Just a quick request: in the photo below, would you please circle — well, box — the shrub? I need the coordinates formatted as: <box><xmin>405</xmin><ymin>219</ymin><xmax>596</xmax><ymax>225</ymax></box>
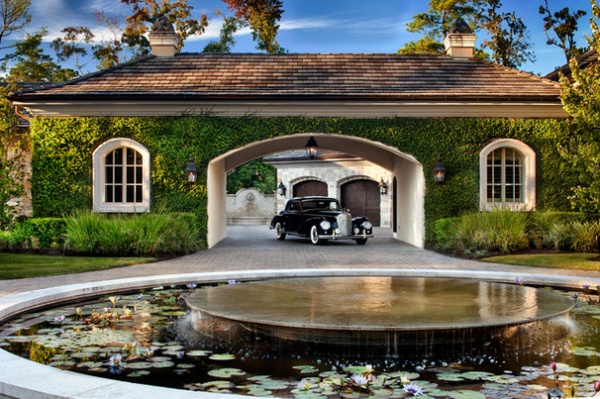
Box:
<box><xmin>64</xmin><ymin>212</ymin><xmax>204</xmax><ymax>256</ymax></box>
<box><xmin>436</xmin><ymin>208</ymin><xmax>529</xmax><ymax>255</ymax></box>
<box><xmin>0</xmin><ymin>231</ymin><xmax>22</xmax><ymax>250</ymax></box>
<box><xmin>571</xmin><ymin>221</ymin><xmax>600</xmax><ymax>253</ymax></box>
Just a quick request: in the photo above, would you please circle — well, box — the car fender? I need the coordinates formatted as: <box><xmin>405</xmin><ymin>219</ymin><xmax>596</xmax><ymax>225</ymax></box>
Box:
<box><xmin>297</xmin><ymin>217</ymin><xmax>327</xmax><ymax>236</ymax></box>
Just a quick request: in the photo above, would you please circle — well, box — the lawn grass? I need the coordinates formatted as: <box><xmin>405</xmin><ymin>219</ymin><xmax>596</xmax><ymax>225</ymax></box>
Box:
<box><xmin>0</xmin><ymin>253</ymin><xmax>156</xmax><ymax>280</ymax></box>
<box><xmin>482</xmin><ymin>253</ymin><xmax>600</xmax><ymax>271</ymax></box>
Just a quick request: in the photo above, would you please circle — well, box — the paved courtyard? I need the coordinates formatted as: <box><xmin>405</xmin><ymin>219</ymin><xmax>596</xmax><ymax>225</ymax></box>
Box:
<box><xmin>1</xmin><ymin>225</ymin><xmax>599</xmax><ymax>297</ymax></box>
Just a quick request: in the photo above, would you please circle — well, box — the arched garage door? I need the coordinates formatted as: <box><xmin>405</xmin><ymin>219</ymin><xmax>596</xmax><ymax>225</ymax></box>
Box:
<box><xmin>293</xmin><ymin>180</ymin><xmax>328</xmax><ymax>197</ymax></box>
<box><xmin>341</xmin><ymin>179</ymin><xmax>380</xmax><ymax>226</ymax></box>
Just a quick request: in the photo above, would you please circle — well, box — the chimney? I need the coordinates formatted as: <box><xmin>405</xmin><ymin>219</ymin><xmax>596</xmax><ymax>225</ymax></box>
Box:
<box><xmin>444</xmin><ymin>18</ymin><xmax>476</xmax><ymax>58</ymax></box>
<box><xmin>148</xmin><ymin>17</ymin><xmax>178</xmax><ymax>57</ymax></box>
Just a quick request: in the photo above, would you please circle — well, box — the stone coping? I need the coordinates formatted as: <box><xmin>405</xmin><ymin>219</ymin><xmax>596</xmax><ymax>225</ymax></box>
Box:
<box><xmin>0</xmin><ymin>268</ymin><xmax>597</xmax><ymax>399</ymax></box>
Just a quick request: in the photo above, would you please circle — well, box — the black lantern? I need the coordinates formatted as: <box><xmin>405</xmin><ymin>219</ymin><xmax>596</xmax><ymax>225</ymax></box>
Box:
<box><xmin>378</xmin><ymin>178</ymin><xmax>388</xmax><ymax>195</ymax></box>
<box><xmin>305</xmin><ymin>136</ymin><xmax>319</xmax><ymax>159</ymax></box>
<box><xmin>185</xmin><ymin>157</ymin><xmax>198</xmax><ymax>184</ymax></box>
<box><xmin>433</xmin><ymin>158</ymin><xmax>446</xmax><ymax>184</ymax></box>
<box><xmin>277</xmin><ymin>181</ymin><xmax>287</xmax><ymax>197</ymax></box>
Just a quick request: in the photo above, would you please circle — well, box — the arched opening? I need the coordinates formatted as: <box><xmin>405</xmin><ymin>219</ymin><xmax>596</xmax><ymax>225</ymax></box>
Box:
<box><xmin>340</xmin><ymin>179</ymin><xmax>381</xmax><ymax>226</ymax></box>
<box><xmin>207</xmin><ymin>134</ymin><xmax>424</xmax><ymax>248</ymax></box>
<box><xmin>293</xmin><ymin>179</ymin><xmax>328</xmax><ymax>197</ymax></box>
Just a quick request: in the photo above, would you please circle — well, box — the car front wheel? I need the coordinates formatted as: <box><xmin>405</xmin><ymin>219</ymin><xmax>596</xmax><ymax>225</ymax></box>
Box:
<box><xmin>310</xmin><ymin>225</ymin><xmax>322</xmax><ymax>245</ymax></box>
<box><xmin>274</xmin><ymin>222</ymin><xmax>286</xmax><ymax>240</ymax></box>
<box><xmin>356</xmin><ymin>238</ymin><xmax>368</xmax><ymax>245</ymax></box>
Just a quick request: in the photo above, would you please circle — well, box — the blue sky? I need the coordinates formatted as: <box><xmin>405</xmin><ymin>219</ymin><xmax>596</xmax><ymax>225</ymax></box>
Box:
<box><xmin>4</xmin><ymin>0</ymin><xmax>597</xmax><ymax>76</ymax></box>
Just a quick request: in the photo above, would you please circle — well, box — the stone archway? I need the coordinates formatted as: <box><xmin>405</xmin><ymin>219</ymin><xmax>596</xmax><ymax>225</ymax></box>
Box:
<box><xmin>207</xmin><ymin>134</ymin><xmax>424</xmax><ymax>248</ymax></box>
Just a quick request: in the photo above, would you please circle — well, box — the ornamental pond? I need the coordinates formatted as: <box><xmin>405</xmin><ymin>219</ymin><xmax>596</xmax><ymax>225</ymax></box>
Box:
<box><xmin>1</xmin><ymin>276</ymin><xmax>600</xmax><ymax>399</ymax></box>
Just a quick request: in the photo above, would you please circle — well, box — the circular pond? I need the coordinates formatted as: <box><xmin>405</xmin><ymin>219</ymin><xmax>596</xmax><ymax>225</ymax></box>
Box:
<box><xmin>2</xmin><ymin>277</ymin><xmax>599</xmax><ymax>399</ymax></box>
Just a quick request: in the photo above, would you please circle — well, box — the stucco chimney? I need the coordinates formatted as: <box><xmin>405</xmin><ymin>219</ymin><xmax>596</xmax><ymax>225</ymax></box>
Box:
<box><xmin>149</xmin><ymin>17</ymin><xmax>178</xmax><ymax>57</ymax></box>
<box><xmin>444</xmin><ymin>18</ymin><xmax>476</xmax><ymax>58</ymax></box>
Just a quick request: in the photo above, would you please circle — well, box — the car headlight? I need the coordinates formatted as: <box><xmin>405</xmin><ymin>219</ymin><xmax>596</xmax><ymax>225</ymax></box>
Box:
<box><xmin>320</xmin><ymin>221</ymin><xmax>331</xmax><ymax>230</ymax></box>
<box><xmin>362</xmin><ymin>221</ymin><xmax>373</xmax><ymax>229</ymax></box>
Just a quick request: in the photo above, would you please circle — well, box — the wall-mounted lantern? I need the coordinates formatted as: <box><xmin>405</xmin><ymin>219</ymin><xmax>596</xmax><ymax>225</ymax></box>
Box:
<box><xmin>185</xmin><ymin>157</ymin><xmax>198</xmax><ymax>184</ymax></box>
<box><xmin>378</xmin><ymin>178</ymin><xmax>388</xmax><ymax>195</ymax></box>
<box><xmin>433</xmin><ymin>158</ymin><xmax>446</xmax><ymax>184</ymax></box>
<box><xmin>305</xmin><ymin>136</ymin><xmax>319</xmax><ymax>159</ymax></box>
<box><xmin>277</xmin><ymin>181</ymin><xmax>287</xmax><ymax>197</ymax></box>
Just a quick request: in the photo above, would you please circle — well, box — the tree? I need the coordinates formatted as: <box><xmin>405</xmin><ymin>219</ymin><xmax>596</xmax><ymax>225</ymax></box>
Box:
<box><xmin>399</xmin><ymin>0</ymin><xmax>488</xmax><ymax>54</ymax></box>
<box><xmin>0</xmin><ymin>81</ymin><xmax>25</xmax><ymax>230</ymax></box>
<box><xmin>91</xmin><ymin>11</ymin><xmax>125</xmax><ymax>70</ymax></box>
<box><xmin>0</xmin><ymin>0</ymin><xmax>31</xmax><ymax>45</ymax></box>
<box><xmin>227</xmin><ymin>158</ymin><xmax>276</xmax><ymax>194</ymax></box>
<box><xmin>120</xmin><ymin>0</ymin><xmax>209</xmax><ymax>53</ymax></box>
<box><xmin>558</xmin><ymin>0</ymin><xmax>600</xmax><ymax>213</ymax></box>
<box><xmin>539</xmin><ymin>0</ymin><xmax>588</xmax><ymax>63</ymax></box>
<box><xmin>5</xmin><ymin>28</ymin><xmax>76</xmax><ymax>82</ymax></box>
<box><xmin>51</xmin><ymin>26</ymin><xmax>95</xmax><ymax>76</ymax></box>
<box><xmin>397</xmin><ymin>36</ymin><xmax>445</xmax><ymax>55</ymax></box>
<box><xmin>481</xmin><ymin>0</ymin><xmax>535</xmax><ymax>68</ymax></box>
<box><xmin>222</xmin><ymin>0</ymin><xmax>285</xmax><ymax>54</ymax></box>
<box><xmin>203</xmin><ymin>16</ymin><xmax>240</xmax><ymax>53</ymax></box>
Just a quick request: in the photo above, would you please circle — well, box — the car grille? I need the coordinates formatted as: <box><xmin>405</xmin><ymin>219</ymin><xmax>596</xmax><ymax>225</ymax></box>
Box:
<box><xmin>337</xmin><ymin>214</ymin><xmax>352</xmax><ymax>236</ymax></box>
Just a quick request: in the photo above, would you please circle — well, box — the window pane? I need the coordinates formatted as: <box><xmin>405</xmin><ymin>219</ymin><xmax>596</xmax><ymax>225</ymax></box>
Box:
<box><xmin>114</xmin><ymin>185</ymin><xmax>123</xmax><ymax>202</ymax></box>
<box><xmin>135</xmin><ymin>186</ymin><xmax>143</xmax><ymax>203</ymax></box>
<box><xmin>126</xmin><ymin>166</ymin><xmax>134</xmax><ymax>184</ymax></box>
<box><xmin>105</xmin><ymin>166</ymin><xmax>113</xmax><ymax>184</ymax></box>
<box><xmin>114</xmin><ymin>148</ymin><xmax>123</xmax><ymax>165</ymax></box>
<box><xmin>126</xmin><ymin>186</ymin><xmax>134</xmax><ymax>203</ymax></box>
<box><xmin>106</xmin><ymin>185</ymin><xmax>113</xmax><ymax>202</ymax></box>
<box><xmin>136</xmin><ymin>166</ymin><xmax>142</xmax><ymax>183</ymax></box>
<box><xmin>114</xmin><ymin>167</ymin><xmax>123</xmax><ymax>183</ymax></box>
<box><xmin>105</xmin><ymin>152</ymin><xmax>113</xmax><ymax>165</ymax></box>
<box><xmin>126</xmin><ymin>148</ymin><xmax>135</xmax><ymax>165</ymax></box>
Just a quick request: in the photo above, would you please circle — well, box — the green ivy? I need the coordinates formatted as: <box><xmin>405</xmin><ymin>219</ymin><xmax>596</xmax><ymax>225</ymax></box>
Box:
<box><xmin>29</xmin><ymin>116</ymin><xmax>574</xmax><ymax>243</ymax></box>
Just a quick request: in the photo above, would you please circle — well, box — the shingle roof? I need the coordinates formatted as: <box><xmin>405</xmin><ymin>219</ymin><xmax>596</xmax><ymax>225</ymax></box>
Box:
<box><xmin>544</xmin><ymin>49</ymin><xmax>599</xmax><ymax>82</ymax></box>
<box><xmin>12</xmin><ymin>53</ymin><xmax>561</xmax><ymax>102</ymax></box>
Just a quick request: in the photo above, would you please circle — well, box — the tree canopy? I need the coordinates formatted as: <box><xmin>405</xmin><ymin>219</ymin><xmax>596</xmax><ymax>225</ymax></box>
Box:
<box><xmin>558</xmin><ymin>0</ymin><xmax>600</xmax><ymax>213</ymax></box>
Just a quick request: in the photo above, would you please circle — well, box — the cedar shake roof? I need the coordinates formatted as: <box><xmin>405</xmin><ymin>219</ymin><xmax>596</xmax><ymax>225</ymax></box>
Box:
<box><xmin>544</xmin><ymin>49</ymin><xmax>599</xmax><ymax>82</ymax></box>
<box><xmin>12</xmin><ymin>53</ymin><xmax>561</xmax><ymax>102</ymax></box>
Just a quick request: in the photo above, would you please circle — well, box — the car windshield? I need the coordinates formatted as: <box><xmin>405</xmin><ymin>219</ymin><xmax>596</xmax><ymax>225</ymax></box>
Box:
<box><xmin>302</xmin><ymin>199</ymin><xmax>340</xmax><ymax>211</ymax></box>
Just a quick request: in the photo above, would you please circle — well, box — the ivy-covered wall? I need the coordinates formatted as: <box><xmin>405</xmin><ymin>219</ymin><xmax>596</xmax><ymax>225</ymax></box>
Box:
<box><xmin>29</xmin><ymin>116</ymin><xmax>575</xmax><ymax>243</ymax></box>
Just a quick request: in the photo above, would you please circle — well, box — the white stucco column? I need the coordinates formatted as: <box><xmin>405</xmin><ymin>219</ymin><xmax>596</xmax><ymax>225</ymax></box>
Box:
<box><xmin>207</xmin><ymin>159</ymin><xmax>227</xmax><ymax>248</ymax></box>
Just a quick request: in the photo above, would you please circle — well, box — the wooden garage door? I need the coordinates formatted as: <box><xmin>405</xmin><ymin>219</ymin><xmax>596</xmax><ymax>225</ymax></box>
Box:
<box><xmin>293</xmin><ymin>180</ymin><xmax>328</xmax><ymax>197</ymax></box>
<box><xmin>341</xmin><ymin>179</ymin><xmax>380</xmax><ymax>226</ymax></box>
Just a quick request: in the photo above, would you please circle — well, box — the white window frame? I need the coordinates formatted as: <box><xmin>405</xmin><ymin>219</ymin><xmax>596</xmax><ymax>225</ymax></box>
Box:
<box><xmin>93</xmin><ymin>138</ymin><xmax>151</xmax><ymax>213</ymax></box>
<box><xmin>479</xmin><ymin>139</ymin><xmax>535</xmax><ymax>211</ymax></box>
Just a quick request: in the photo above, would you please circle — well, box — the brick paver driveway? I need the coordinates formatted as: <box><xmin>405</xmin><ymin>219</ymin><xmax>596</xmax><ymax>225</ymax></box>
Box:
<box><xmin>1</xmin><ymin>225</ymin><xmax>599</xmax><ymax>297</ymax></box>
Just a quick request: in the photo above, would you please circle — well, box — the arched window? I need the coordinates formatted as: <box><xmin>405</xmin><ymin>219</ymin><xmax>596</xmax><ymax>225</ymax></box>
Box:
<box><xmin>479</xmin><ymin>139</ymin><xmax>535</xmax><ymax>211</ymax></box>
<box><xmin>93</xmin><ymin>138</ymin><xmax>151</xmax><ymax>212</ymax></box>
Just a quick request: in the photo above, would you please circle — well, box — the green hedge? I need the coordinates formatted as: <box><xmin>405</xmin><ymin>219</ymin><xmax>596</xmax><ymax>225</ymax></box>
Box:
<box><xmin>0</xmin><ymin>217</ymin><xmax>67</xmax><ymax>250</ymax></box>
<box><xmin>29</xmin><ymin>116</ymin><xmax>575</xmax><ymax>243</ymax></box>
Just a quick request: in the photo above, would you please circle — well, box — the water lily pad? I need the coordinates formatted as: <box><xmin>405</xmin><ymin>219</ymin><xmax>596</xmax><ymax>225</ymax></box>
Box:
<box><xmin>128</xmin><ymin>370</ymin><xmax>150</xmax><ymax>378</ymax></box>
<box><xmin>209</xmin><ymin>353</ymin><xmax>236</xmax><ymax>361</ymax></box>
<box><xmin>208</xmin><ymin>367</ymin><xmax>246</xmax><ymax>378</ymax></box>
<box><xmin>436</xmin><ymin>373</ymin><xmax>465</xmax><ymax>381</ymax></box>
<box><xmin>177</xmin><ymin>363</ymin><xmax>195</xmax><ymax>369</ymax></box>
<box><xmin>151</xmin><ymin>360</ymin><xmax>175</xmax><ymax>368</ymax></box>
<box><xmin>446</xmin><ymin>390</ymin><xmax>486</xmax><ymax>399</ymax></box>
<box><xmin>126</xmin><ymin>362</ymin><xmax>153</xmax><ymax>370</ymax></box>
<box><xmin>293</xmin><ymin>365</ymin><xmax>319</xmax><ymax>374</ymax></box>
<box><xmin>186</xmin><ymin>349</ymin><xmax>212</xmax><ymax>357</ymax></box>
<box><xmin>571</xmin><ymin>346</ymin><xmax>599</xmax><ymax>357</ymax></box>
<box><xmin>203</xmin><ymin>380</ymin><xmax>236</xmax><ymax>389</ymax></box>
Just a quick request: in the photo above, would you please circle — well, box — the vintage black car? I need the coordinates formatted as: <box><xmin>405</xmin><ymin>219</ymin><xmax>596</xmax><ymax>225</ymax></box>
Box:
<box><xmin>269</xmin><ymin>196</ymin><xmax>373</xmax><ymax>245</ymax></box>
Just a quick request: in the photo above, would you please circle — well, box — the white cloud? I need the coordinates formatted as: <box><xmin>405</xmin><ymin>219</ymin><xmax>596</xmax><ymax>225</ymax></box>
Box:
<box><xmin>279</xmin><ymin>18</ymin><xmax>335</xmax><ymax>31</ymax></box>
